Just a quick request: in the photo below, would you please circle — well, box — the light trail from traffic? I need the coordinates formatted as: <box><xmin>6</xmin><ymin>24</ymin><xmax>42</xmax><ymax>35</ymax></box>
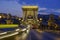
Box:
<box><xmin>0</xmin><ymin>32</ymin><xmax>19</xmax><ymax>39</ymax></box>
<box><xmin>0</xmin><ymin>24</ymin><xmax>31</xmax><ymax>40</ymax></box>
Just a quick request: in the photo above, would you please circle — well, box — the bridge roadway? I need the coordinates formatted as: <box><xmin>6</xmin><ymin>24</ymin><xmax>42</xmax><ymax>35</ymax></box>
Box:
<box><xmin>0</xmin><ymin>28</ymin><xmax>60</xmax><ymax>40</ymax></box>
<box><xmin>27</xmin><ymin>29</ymin><xmax>60</xmax><ymax>40</ymax></box>
<box><xmin>0</xmin><ymin>29</ymin><xmax>30</xmax><ymax>40</ymax></box>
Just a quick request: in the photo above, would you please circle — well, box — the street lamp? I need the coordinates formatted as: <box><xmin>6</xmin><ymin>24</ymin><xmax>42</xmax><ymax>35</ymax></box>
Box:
<box><xmin>39</xmin><ymin>18</ymin><xmax>42</xmax><ymax>23</ymax></box>
<box><xmin>0</xmin><ymin>16</ymin><xmax>2</xmax><ymax>18</ymax></box>
<box><xmin>40</xmin><ymin>18</ymin><xmax>42</xmax><ymax>21</ymax></box>
<box><xmin>22</xmin><ymin>20</ymin><xmax>23</xmax><ymax>21</ymax></box>
<box><xmin>37</xmin><ymin>20</ymin><xmax>39</xmax><ymax>22</ymax></box>
<box><xmin>19</xmin><ymin>18</ymin><xmax>21</xmax><ymax>20</ymax></box>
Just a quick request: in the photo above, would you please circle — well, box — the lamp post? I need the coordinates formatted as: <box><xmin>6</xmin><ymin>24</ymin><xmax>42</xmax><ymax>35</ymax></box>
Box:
<box><xmin>0</xmin><ymin>16</ymin><xmax>2</xmax><ymax>24</ymax></box>
<box><xmin>39</xmin><ymin>18</ymin><xmax>43</xmax><ymax>30</ymax></box>
<box><xmin>39</xmin><ymin>18</ymin><xmax>43</xmax><ymax>23</ymax></box>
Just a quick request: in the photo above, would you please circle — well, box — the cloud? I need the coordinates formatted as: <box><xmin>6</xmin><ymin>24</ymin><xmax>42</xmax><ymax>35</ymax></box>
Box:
<box><xmin>21</xmin><ymin>2</ymin><xmax>27</xmax><ymax>5</ymax></box>
<box><xmin>0</xmin><ymin>0</ymin><xmax>19</xmax><ymax>1</ymax></box>
<box><xmin>0</xmin><ymin>1</ymin><xmax>23</xmax><ymax>17</ymax></box>
<box><xmin>39</xmin><ymin>12</ymin><xmax>50</xmax><ymax>15</ymax></box>
<box><xmin>38</xmin><ymin>7</ymin><xmax>47</xmax><ymax>11</ymax></box>
<box><xmin>47</xmin><ymin>9</ymin><xmax>60</xmax><ymax>13</ymax></box>
<box><xmin>38</xmin><ymin>8</ymin><xmax>59</xmax><ymax>15</ymax></box>
<box><xmin>20</xmin><ymin>1</ymin><xmax>39</xmax><ymax>6</ymax></box>
<box><xmin>54</xmin><ymin>9</ymin><xmax>60</xmax><ymax>13</ymax></box>
<box><xmin>39</xmin><ymin>7</ymin><xmax>60</xmax><ymax>13</ymax></box>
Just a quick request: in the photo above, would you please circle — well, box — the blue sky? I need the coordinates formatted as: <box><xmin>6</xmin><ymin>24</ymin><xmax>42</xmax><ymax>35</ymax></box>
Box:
<box><xmin>0</xmin><ymin>0</ymin><xmax>60</xmax><ymax>17</ymax></box>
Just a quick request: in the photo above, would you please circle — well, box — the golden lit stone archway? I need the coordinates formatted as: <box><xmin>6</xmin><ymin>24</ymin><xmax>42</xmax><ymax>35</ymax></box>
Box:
<box><xmin>22</xmin><ymin>6</ymin><xmax>38</xmax><ymax>28</ymax></box>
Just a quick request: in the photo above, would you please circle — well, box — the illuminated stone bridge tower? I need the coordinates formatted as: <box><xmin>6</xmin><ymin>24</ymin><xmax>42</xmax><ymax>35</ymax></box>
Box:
<box><xmin>22</xmin><ymin>6</ymin><xmax>38</xmax><ymax>28</ymax></box>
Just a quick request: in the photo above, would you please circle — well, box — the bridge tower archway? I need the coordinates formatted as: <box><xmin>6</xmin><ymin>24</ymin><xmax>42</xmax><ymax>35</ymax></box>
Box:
<box><xmin>22</xmin><ymin>6</ymin><xmax>38</xmax><ymax>28</ymax></box>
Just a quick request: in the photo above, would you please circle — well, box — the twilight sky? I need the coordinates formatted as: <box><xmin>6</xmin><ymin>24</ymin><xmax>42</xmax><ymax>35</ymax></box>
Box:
<box><xmin>0</xmin><ymin>0</ymin><xmax>60</xmax><ymax>17</ymax></box>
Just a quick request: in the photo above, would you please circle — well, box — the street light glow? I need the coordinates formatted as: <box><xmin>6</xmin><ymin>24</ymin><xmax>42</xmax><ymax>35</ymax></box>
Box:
<box><xmin>40</xmin><ymin>18</ymin><xmax>42</xmax><ymax>21</ymax></box>
<box><xmin>37</xmin><ymin>20</ymin><xmax>39</xmax><ymax>21</ymax></box>
<box><xmin>22</xmin><ymin>20</ymin><xmax>23</xmax><ymax>21</ymax></box>
<box><xmin>19</xmin><ymin>18</ymin><xmax>21</xmax><ymax>20</ymax></box>
<box><xmin>0</xmin><ymin>16</ymin><xmax>2</xmax><ymax>18</ymax></box>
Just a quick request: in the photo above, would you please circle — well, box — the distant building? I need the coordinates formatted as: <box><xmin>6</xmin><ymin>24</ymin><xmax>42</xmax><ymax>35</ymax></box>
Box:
<box><xmin>48</xmin><ymin>14</ymin><xmax>58</xmax><ymax>29</ymax></box>
<box><xmin>0</xmin><ymin>13</ymin><xmax>7</xmax><ymax>19</ymax></box>
<box><xmin>0</xmin><ymin>13</ymin><xmax>7</xmax><ymax>24</ymax></box>
<box><xmin>0</xmin><ymin>13</ymin><xmax>21</xmax><ymax>24</ymax></box>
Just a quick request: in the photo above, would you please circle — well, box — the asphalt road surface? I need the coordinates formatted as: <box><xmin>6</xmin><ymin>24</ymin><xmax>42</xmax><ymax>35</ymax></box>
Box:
<box><xmin>27</xmin><ymin>29</ymin><xmax>60</xmax><ymax>40</ymax></box>
<box><xmin>0</xmin><ymin>29</ymin><xmax>30</xmax><ymax>40</ymax></box>
<box><xmin>0</xmin><ymin>29</ymin><xmax>60</xmax><ymax>40</ymax></box>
